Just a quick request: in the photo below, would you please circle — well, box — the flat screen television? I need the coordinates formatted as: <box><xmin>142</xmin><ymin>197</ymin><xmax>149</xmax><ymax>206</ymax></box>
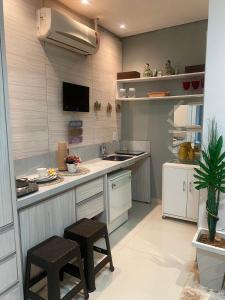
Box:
<box><xmin>63</xmin><ymin>82</ymin><xmax>89</xmax><ymax>112</ymax></box>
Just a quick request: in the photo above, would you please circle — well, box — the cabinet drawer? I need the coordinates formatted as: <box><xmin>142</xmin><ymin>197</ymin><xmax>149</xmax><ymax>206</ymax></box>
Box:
<box><xmin>76</xmin><ymin>193</ymin><xmax>104</xmax><ymax>220</ymax></box>
<box><xmin>76</xmin><ymin>177</ymin><xmax>104</xmax><ymax>204</ymax></box>
<box><xmin>1</xmin><ymin>284</ymin><xmax>21</xmax><ymax>300</ymax></box>
<box><xmin>0</xmin><ymin>227</ymin><xmax>16</xmax><ymax>261</ymax></box>
<box><xmin>0</xmin><ymin>255</ymin><xmax>18</xmax><ymax>295</ymax></box>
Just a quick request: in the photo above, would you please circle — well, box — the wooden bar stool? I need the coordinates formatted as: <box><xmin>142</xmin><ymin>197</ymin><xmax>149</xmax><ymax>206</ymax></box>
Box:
<box><xmin>24</xmin><ymin>235</ymin><xmax>89</xmax><ymax>300</ymax></box>
<box><xmin>64</xmin><ymin>218</ymin><xmax>114</xmax><ymax>292</ymax></box>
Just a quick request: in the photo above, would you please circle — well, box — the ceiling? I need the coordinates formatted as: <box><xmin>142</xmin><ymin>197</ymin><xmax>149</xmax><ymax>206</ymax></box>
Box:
<box><xmin>58</xmin><ymin>0</ymin><xmax>209</xmax><ymax>38</ymax></box>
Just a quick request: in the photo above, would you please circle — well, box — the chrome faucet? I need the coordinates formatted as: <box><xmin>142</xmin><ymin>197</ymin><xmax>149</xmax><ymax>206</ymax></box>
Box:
<box><xmin>100</xmin><ymin>143</ymin><xmax>107</xmax><ymax>158</ymax></box>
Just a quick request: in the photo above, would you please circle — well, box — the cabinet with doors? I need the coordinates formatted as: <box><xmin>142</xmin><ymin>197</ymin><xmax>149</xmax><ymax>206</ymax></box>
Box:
<box><xmin>162</xmin><ymin>162</ymin><xmax>200</xmax><ymax>222</ymax></box>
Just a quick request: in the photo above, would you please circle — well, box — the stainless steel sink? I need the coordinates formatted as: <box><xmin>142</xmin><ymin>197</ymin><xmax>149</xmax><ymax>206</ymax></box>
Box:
<box><xmin>102</xmin><ymin>155</ymin><xmax>133</xmax><ymax>161</ymax></box>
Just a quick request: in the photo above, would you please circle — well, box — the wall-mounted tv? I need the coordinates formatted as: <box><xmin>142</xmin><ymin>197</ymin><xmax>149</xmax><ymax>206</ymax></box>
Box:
<box><xmin>63</xmin><ymin>82</ymin><xmax>89</xmax><ymax>112</ymax></box>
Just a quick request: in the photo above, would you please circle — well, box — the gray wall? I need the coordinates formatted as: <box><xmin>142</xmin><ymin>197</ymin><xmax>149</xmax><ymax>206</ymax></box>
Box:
<box><xmin>123</xmin><ymin>20</ymin><xmax>207</xmax><ymax>74</ymax></box>
<box><xmin>121</xmin><ymin>21</ymin><xmax>207</xmax><ymax>200</ymax></box>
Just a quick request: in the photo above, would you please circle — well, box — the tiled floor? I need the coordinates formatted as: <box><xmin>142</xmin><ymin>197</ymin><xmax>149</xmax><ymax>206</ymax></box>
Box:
<box><xmin>89</xmin><ymin>202</ymin><xmax>197</xmax><ymax>300</ymax></box>
<box><xmin>36</xmin><ymin>202</ymin><xmax>197</xmax><ymax>299</ymax></box>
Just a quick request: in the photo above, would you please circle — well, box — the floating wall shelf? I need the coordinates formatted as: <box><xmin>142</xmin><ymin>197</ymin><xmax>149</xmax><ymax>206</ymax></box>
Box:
<box><xmin>116</xmin><ymin>72</ymin><xmax>205</xmax><ymax>83</ymax></box>
<box><xmin>117</xmin><ymin>94</ymin><xmax>204</xmax><ymax>102</ymax></box>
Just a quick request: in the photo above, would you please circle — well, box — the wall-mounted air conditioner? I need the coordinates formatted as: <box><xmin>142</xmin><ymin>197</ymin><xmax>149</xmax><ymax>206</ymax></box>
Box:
<box><xmin>37</xmin><ymin>7</ymin><xmax>100</xmax><ymax>55</ymax></box>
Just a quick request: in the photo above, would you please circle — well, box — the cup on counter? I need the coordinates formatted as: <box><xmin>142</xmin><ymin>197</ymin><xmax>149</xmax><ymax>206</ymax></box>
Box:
<box><xmin>36</xmin><ymin>168</ymin><xmax>48</xmax><ymax>179</ymax></box>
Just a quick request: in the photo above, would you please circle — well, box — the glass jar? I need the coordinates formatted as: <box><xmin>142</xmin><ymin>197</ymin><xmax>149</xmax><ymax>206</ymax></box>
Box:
<box><xmin>128</xmin><ymin>88</ymin><xmax>136</xmax><ymax>98</ymax></box>
<box><xmin>119</xmin><ymin>88</ymin><xmax>126</xmax><ymax>98</ymax></box>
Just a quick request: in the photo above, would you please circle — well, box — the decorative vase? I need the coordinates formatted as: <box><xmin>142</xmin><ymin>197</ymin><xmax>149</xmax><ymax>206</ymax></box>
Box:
<box><xmin>67</xmin><ymin>163</ymin><xmax>78</xmax><ymax>173</ymax></box>
<box><xmin>178</xmin><ymin>144</ymin><xmax>188</xmax><ymax>161</ymax></box>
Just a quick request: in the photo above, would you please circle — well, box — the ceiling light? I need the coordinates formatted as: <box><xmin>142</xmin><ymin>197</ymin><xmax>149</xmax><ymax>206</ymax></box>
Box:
<box><xmin>120</xmin><ymin>24</ymin><xmax>126</xmax><ymax>29</ymax></box>
<box><xmin>81</xmin><ymin>0</ymin><xmax>89</xmax><ymax>5</ymax></box>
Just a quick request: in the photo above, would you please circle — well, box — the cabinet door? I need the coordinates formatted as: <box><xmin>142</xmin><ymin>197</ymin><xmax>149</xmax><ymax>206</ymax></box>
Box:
<box><xmin>163</xmin><ymin>166</ymin><xmax>187</xmax><ymax>218</ymax></box>
<box><xmin>0</xmin><ymin>45</ymin><xmax>13</xmax><ymax>228</ymax></box>
<box><xmin>19</xmin><ymin>190</ymin><xmax>75</xmax><ymax>270</ymax></box>
<box><xmin>187</xmin><ymin>169</ymin><xmax>199</xmax><ymax>221</ymax></box>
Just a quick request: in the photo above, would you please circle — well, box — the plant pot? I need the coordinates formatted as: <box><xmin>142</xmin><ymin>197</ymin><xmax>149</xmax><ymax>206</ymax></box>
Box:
<box><xmin>192</xmin><ymin>227</ymin><xmax>225</xmax><ymax>291</ymax></box>
<box><xmin>67</xmin><ymin>163</ymin><xmax>78</xmax><ymax>173</ymax></box>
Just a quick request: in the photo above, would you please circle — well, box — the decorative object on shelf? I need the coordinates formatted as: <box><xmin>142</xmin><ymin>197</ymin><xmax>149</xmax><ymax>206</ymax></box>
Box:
<box><xmin>157</xmin><ymin>70</ymin><xmax>163</xmax><ymax>77</ymax></box>
<box><xmin>192</xmin><ymin>80</ymin><xmax>200</xmax><ymax>90</ymax></box>
<box><xmin>57</xmin><ymin>142</ymin><xmax>68</xmax><ymax>171</ymax></box>
<box><xmin>58</xmin><ymin>166</ymin><xmax>90</xmax><ymax>176</ymax></box>
<box><xmin>147</xmin><ymin>91</ymin><xmax>170</xmax><ymax>98</ymax></box>
<box><xmin>193</xmin><ymin>119</ymin><xmax>225</xmax><ymax>291</ymax></box>
<box><xmin>65</xmin><ymin>154</ymin><xmax>81</xmax><ymax>173</ymax></box>
<box><xmin>143</xmin><ymin>63</ymin><xmax>153</xmax><ymax>77</ymax></box>
<box><xmin>128</xmin><ymin>87</ymin><xmax>136</xmax><ymax>98</ymax></box>
<box><xmin>94</xmin><ymin>101</ymin><xmax>101</xmax><ymax>111</ymax></box>
<box><xmin>68</xmin><ymin>120</ymin><xmax>83</xmax><ymax>144</ymax></box>
<box><xmin>116</xmin><ymin>103</ymin><xmax>121</xmax><ymax>113</ymax></box>
<box><xmin>117</xmin><ymin>71</ymin><xmax>140</xmax><ymax>80</ymax></box>
<box><xmin>185</xmin><ymin>64</ymin><xmax>205</xmax><ymax>73</ymax></box>
<box><xmin>165</xmin><ymin>60</ymin><xmax>175</xmax><ymax>75</ymax></box>
<box><xmin>178</xmin><ymin>143</ymin><xmax>189</xmax><ymax>161</ymax></box>
<box><xmin>187</xmin><ymin>147</ymin><xmax>196</xmax><ymax>161</ymax></box>
<box><xmin>175</xmin><ymin>67</ymin><xmax>179</xmax><ymax>75</ymax></box>
<box><xmin>153</xmin><ymin>68</ymin><xmax>158</xmax><ymax>77</ymax></box>
<box><xmin>107</xmin><ymin>102</ymin><xmax>113</xmax><ymax>113</ymax></box>
<box><xmin>119</xmin><ymin>88</ymin><xmax>126</xmax><ymax>98</ymax></box>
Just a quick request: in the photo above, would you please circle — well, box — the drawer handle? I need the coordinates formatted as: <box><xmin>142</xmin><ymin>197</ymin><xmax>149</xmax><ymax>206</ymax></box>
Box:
<box><xmin>183</xmin><ymin>181</ymin><xmax>186</xmax><ymax>192</ymax></box>
<box><xmin>189</xmin><ymin>182</ymin><xmax>192</xmax><ymax>193</ymax></box>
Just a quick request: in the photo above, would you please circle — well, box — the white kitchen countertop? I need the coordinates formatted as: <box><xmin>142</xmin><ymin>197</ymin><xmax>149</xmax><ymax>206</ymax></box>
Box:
<box><xmin>17</xmin><ymin>152</ymin><xmax>150</xmax><ymax>210</ymax></box>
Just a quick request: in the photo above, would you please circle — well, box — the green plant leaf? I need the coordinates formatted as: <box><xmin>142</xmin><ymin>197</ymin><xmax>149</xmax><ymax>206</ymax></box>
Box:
<box><xmin>194</xmin><ymin>168</ymin><xmax>208</xmax><ymax>178</ymax></box>
<box><xmin>198</xmin><ymin>160</ymin><xmax>210</xmax><ymax>174</ymax></box>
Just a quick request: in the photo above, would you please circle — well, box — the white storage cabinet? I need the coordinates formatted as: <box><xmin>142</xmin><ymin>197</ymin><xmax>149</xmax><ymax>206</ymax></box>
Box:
<box><xmin>162</xmin><ymin>162</ymin><xmax>200</xmax><ymax>222</ymax></box>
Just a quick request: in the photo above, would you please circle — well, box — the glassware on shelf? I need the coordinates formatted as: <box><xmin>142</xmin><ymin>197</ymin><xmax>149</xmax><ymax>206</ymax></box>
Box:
<box><xmin>183</xmin><ymin>81</ymin><xmax>191</xmax><ymax>94</ymax></box>
<box><xmin>119</xmin><ymin>88</ymin><xmax>126</xmax><ymax>98</ymax></box>
<box><xmin>192</xmin><ymin>80</ymin><xmax>200</xmax><ymax>90</ymax></box>
<box><xmin>201</xmin><ymin>78</ymin><xmax>204</xmax><ymax>89</ymax></box>
<box><xmin>128</xmin><ymin>88</ymin><xmax>136</xmax><ymax>98</ymax></box>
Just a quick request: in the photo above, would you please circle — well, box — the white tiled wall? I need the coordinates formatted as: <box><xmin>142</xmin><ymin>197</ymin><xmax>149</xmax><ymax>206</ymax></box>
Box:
<box><xmin>3</xmin><ymin>0</ymin><xmax>122</xmax><ymax>160</ymax></box>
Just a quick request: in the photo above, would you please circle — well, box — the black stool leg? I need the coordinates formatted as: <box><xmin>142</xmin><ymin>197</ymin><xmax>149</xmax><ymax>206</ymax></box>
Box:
<box><xmin>47</xmin><ymin>269</ymin><xmax>60</xmax><ymax>300</ymax></box>
<box><xmin>24</xmin><ymin>255</ymin><xmax>32</xmax><ymax>300</ymax></box>
<box><xmin>77</xmin><ymin>252</ymin><xmax>89</xmax><ymax>299</ymax></box>
<box><xmin>105</xmin><ymin>233</ymin><xmax>114</xmax><ymax>272</ymax></box>
<box><xmin>84</xmin><ymin>242</ymin><xmax>96</xmax><ymax>292</ymax></box>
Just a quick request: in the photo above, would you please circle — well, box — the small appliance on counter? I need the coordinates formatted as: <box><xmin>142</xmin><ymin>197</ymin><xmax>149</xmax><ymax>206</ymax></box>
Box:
<box><xmin>16</xmin><ymin>178</ymin><xmax>39</xmax><ymax>198</ymax></box>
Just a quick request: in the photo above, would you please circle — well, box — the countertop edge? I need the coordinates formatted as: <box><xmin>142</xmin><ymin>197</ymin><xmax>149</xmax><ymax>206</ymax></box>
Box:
<box><xmin>17</xmin><ymin>153</ymin><xmax>150</xmax><ymax>211</ymax></box>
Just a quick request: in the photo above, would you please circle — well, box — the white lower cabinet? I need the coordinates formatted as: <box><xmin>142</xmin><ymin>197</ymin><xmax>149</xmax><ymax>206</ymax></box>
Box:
<box><xmin>1</xmin><ymin>284</ymin><xmax>21</xmax><ymax>300</ymax></box>
<box><xmin>162</xmin><ymin>163</ymin><xmax>199</xmax><ymax>222</ymax></box>
<box><xmin>0</xmin><ymin>255</ymin><xmax>18</xmax><ymax>295</ymax></box>
<box><xmin>75</xmin><ymin>176</ymin><xmax>104</xmax><ymax>220</ymax></box>
<box><xmin>76</xmin><ymin>193</ymin><xmax>104</xmax><ymax>220</ymax></box>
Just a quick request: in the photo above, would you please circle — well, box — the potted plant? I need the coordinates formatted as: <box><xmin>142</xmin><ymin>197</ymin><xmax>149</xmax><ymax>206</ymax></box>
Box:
<box><xmin>192</xmin><ymin>119</ymin><xmax>225</xmax><ymax>291</ymax></box>
<box><xmin>65</xmin><ymin>154</ymin><xmax>81</xmax><ymax>173</ymax></box>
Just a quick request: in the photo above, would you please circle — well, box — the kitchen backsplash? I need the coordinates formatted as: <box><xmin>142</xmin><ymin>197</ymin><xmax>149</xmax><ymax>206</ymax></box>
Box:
<box><xmin>3</xmin><ymin>0</ymin><xmax>122</xmax><ymax>161</ymax></box>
